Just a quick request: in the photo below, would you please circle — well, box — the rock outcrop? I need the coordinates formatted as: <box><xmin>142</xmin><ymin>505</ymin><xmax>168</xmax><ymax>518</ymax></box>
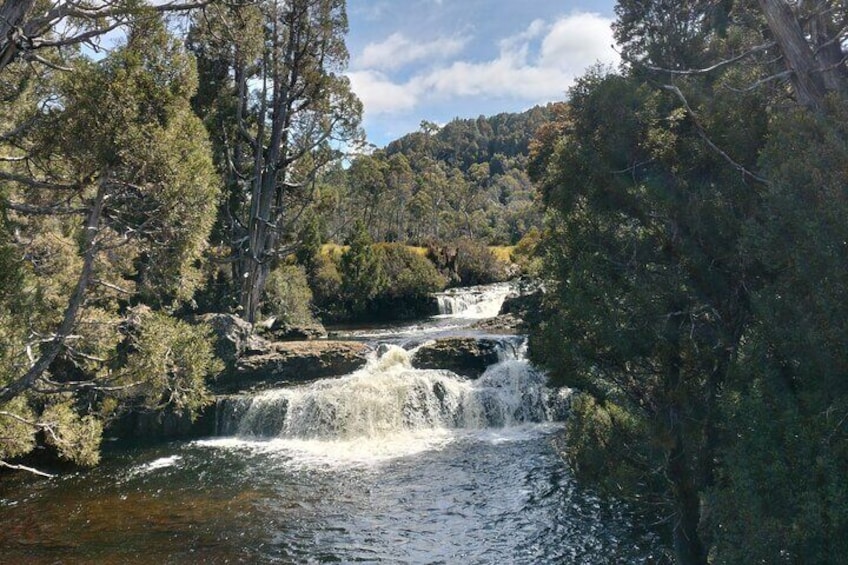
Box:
<box><xmin>214</xmin><ymin>340</ymin><xmax>370</xmax><ymax>393</ymax></box>
<box><xmin>189</xmin><ymin>313</ymin><xmax>368</xmax><ymax>394</ymax></box>
<box><xmin>190</xmin><ymin>313</ymin><xmax>269</xmax><ymax>370</ymax></box>
<box><xmin>255</xmin><ymin>317</ymin><xmax>328</xmax><ymax>341</ymax></box>
<box><xmin>411</xmin><ymin>337</ymin><xmax>503</xmax><ymax>379</ymax></box>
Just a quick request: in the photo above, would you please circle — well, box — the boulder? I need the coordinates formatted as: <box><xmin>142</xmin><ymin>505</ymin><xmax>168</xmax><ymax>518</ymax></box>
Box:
<box><xmin>190</xmin><ymin>313</ymin><xmax>268</xmax><ymax>368</ymax></box>
<box><xmin>470</xmin><ymin>312</ymin><xmax>524</xmax><ymax>333</ymax></box>
<box><xmin>411</xmin><ymin>337</ymin><xmax>502</xmax><ymax>379</ymax></box>
<box><xmin>256</xmin><ymin>316</ymin><xmax>328</xmax><ymax>341</ymax></box>
<box><xmin>214</xmin><ymin>340</ymin><xmax>371</xmax><ymax>393</ymax></box>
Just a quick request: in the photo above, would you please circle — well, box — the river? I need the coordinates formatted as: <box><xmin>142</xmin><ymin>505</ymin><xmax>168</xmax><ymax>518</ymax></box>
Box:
<box><xmin>0</xmin><ymin>283</ymin><xmax>662</xmax><ymax>563</ymax></box>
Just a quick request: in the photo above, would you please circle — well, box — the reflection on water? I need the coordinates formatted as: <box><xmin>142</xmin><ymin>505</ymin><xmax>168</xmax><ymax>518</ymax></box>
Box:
<box><xmin>0</xmin><ymin>428</ymin><xmax>662</xmax><ymax>564</ymax></box>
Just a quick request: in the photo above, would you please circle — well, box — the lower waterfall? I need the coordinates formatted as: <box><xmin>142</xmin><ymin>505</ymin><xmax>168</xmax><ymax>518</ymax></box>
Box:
<box><xmin>216</xmin><ymin>344</ymin><xmax>571</xmax><ymax>442</ymax></box>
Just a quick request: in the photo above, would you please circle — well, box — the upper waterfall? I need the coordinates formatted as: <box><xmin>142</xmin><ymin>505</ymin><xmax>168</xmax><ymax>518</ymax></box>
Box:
<box><xmin>433</xmin><ymin>282</ymin><xmax>514</xmax><ymax>319</ymax></box>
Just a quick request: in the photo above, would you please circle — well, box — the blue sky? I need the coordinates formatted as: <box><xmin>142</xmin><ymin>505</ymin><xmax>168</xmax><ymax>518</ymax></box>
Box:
<box><xmin>345</xmin><ymin>0</ymin><xmax>619</xmax><ymax>147</ymax></box>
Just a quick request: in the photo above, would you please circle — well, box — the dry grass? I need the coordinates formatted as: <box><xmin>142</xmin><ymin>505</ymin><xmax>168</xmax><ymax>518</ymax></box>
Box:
<box><xmin>489</xmin><ymin>246</ymin><xmax>515</xmax><ymax>263</ymax></box>
<box><xmin>322</xmin><ymin>243</ymin><xmax>513</xmax><ymax>263</ymax></box>
<box><xmin>320</xmin><ymin>243</ymin><xmax>347</xmax><ymax>258</ymax></box>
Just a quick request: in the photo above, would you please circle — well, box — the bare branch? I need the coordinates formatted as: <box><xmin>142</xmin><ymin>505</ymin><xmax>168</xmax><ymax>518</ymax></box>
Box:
<box><xmin>643</xmin><ymin>42</ymin><xmax>777</xmax><ymax>76</ymax></box>
<box><xmin>0</xmin><ymin>460</ymin><xmax>55</xmax><ymax>478</ymax></box>
<box><xmin>661</xmin><ymin>84</ymin><xmax>771</xmax><ymax>186</ymax></box>
<box><xmin>0</xmin><ymin>171</ymin><xmax>80</xmax><ymax>191</ymax></box>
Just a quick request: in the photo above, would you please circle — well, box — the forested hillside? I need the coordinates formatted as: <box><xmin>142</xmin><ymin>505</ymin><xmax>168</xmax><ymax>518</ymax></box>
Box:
<box><xmin>315</xmin><ymin>106</ymin><xmax>551</xmax><ymax>246</ymax></box>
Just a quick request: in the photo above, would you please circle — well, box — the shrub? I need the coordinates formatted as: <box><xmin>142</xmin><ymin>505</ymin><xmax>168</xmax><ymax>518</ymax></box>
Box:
<box><xmin>262</xmin><ymin>264</ymin><xmax>315</xmax><ymax>325</ymax></box>
<box><xmin>309</xmin><ymin>253</ymin><xmax>344</xmax><ymax>321</ymax></box>
<box><xmin>455</xmin><ymin>238</ymin><xmax>508</xmax><ymax>286</ymax></box>
<box><xmin>371</xmin><ymin>243</ymin><xmax>446</xmax><ymax>318</ymax></box>
<box><xmin>511</xmin><ymin>226</ymin><xmax>543</xmax><ymax>275</ymax></box>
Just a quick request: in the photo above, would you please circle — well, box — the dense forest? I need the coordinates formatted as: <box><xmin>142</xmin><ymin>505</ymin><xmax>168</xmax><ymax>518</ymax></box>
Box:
<box><xmin>1</xmin><ymin>0</ymin><xmax>847</xmax><ymax>563</ymax></box>
<box><xmin>529</xmin><ymin>1</ymin><xmax>848</xmax><ymax>563</ymax></box>
<box><xmin>315</xmin><ymin>106</ymin><xmax>550</xmax><ymax>246</ymax></box>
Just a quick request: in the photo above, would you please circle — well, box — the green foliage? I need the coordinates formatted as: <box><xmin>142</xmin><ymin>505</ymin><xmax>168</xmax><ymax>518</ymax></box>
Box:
<box><xmin>529</xmin><ymin>65</ymin><xmax>766</xmax><ymax>563</ymax></box>
<box><xmin>262</xmin><ymin>264</ymin><xmax>316</xmax><ymax>325</ymax></box>
<box><xmin>370</xmin><ymin>243</ymin><xmax>446</xmax><ymax>318</ymax></box>
<box><xmin>532</xmin><ymin>3</ymin><xmax>848</xmax><ymax>562</ymax></box>
<box><xmin>453</xmin><ymin>239</ymin><xmax>508</xmax><ymax>286</ymax></box>
<box><xmin>40</xmin><ymin>402</ymin><xmax>103</xmax><ymax>467</ymax></box>
<box><xmin>0</xmin><ymin>14</ymin><xmax>221</xmax><ymax>472</ymax></box>
<box><xmin>0</xmin><ymin>397</ymin><xmax>38</xmax><ymax>462</ymax></box>
<box><xmin>319</xmin><ymin>107</ymin><xmax>548</xmax><ymax>246</ymax></box>
<box><xmin>511</xmin><ymin>226</ymin><xmax>542</xmax><ymax>275</ymax></box>
<box><xmin>339</xmin><ymin>220</ymin><xmax>385</xmax><ymax>318</ymax></box>
<box><xmin>708</xmin><ymin>97</ymin><xmax>848</xmax><ymax>564</ymax></box>
<box><xmin>309</xmin><ymin>253</ymin><xmax>344</xmax><ymax>320</ymax></box>
<box><xmin>46</xmin><ymin>18</ymin><xmax>219</xmax><ymax>306</ymax></box>
<box><xmin>121</xmin><ymin>308</ymin><xmax>222</xmax><ymax>417</ymax></box>
<box><xmin>311</xmin><ymin>226</ymin><xmax>447</xmax><ymax>323</ymax></box>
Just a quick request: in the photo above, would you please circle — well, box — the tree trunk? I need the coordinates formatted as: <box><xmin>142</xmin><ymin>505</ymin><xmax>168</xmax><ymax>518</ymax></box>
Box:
<box><xmin>663</xmin><ymin>326</ymin><xmax>708</xmax><ymax>565</ymax></box>
<box><xmin>758</xmin><ymin>0</ymin><xmax>828</xmax><ymax>111</ymax></box>
<box><xmin>668</xmin><ymin>434</ymin><xmax>708</xmax><ymax>565</ymax></box>
<box><xmin>0</xmin><ymin>0</ymin><xmax>36</xmax><ymax>71</ymax></box>
<box><xmin>806</xmin><ymin>9</ymin><xmax>848</xmax><ymax>95</ymax></box>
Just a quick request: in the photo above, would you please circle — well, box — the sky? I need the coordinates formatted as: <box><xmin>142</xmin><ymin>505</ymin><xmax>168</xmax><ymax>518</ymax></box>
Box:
<box><xmin>344</xmin><ymin>0</ymin><xmax>620</xmax><ymax>147</ymax></box>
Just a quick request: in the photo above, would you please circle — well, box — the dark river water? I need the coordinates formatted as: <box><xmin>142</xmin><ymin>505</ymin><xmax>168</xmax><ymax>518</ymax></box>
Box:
<box><xmin>0</xmin><ymin>283</ymin><xmax>664</xmax><ymax>563</ymax></box>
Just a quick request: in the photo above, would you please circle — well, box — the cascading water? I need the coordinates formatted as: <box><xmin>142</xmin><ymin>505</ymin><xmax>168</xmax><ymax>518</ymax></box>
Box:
<box><xmin>434</xmin><ymin>281</ymin><xmax>514</xmax><ymax>318</ymax></box>
<box><xmin>0</xmin><ymin>282</ymin><xmax>662</xmax><ymax>563</ymax></box>
<box><xmin>214</xmin><ymin>281</ymin><xmax>568</xmax><ymax>462</ymax></box>
<box><xmin>216</xmin><ymin>344</ymin><xmax>569</xmax><ymax>444</ymax></box>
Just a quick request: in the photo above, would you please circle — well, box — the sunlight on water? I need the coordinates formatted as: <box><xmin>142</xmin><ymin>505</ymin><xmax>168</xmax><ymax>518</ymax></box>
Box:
<box><xmin>128</xmin><ymin>455</ymin><xmax>183</xmax><ymax>476</ymax></box>
<box><xmin>195</xmin><ymin>428</ymin><xmax>460</xmax><ymax>468</ymax></box>
<box><xmin>434</xmin><ymin>282</ymin><xmax>514</xmax><ymax>319</ymax></box>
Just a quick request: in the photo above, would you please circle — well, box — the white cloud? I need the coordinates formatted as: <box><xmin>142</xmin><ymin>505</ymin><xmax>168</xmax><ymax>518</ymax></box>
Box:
<box><xmin>348</xmin><ymin>12</ymin><xmax>619</xmax><ymax>118</ymax></box>
<box><xmin>539</xmin><ymin>12</ymin><xmax>619</xmax><ymax>71</ymax></box>
<box><xmin>347</xmin><ymin>70</ymin><xmax>419</xmax><ymax>114</ymax></box>
<box><xmin>357</xmin><ymin>32</ymin><xmax>469</xmax><ymax>71</ymax></box>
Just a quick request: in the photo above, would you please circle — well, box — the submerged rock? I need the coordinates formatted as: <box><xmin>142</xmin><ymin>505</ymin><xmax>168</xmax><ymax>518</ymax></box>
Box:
<box><xmin>411</xmin><ymin>337</ymin><xmax>503</xmax><ymax>379</ymax></box>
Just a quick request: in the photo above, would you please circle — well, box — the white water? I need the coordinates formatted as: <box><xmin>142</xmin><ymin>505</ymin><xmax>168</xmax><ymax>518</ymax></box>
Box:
<box><xmin>214</xmin><ymin>344</ymin><xmax>569</xmax><ymax>465</ymax></box>
<box><xmin>434</xmin><ymin>282</ymin><xmax>514</xmax><ymax>319</ymax></box>
<box><xmin>213</xmin><ymin>282</ymin><xmax>569</xmax><ymax>466</ymax></box>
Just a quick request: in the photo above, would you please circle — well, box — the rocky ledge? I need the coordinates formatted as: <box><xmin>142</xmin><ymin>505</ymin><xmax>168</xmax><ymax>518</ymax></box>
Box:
<box><xmin>220</xmin><ymin>340</ymin><xmax>370</xmax><ymax>393</ymax></box>
<box><xmin>190</xmin><ymin>313</ymin><xmax>369</xmax><ymax>394</ymax></box>
<box><xmin>411</xmin><ymin>337</ymin><xmax>504</xmax><ymax>379</ymax></box>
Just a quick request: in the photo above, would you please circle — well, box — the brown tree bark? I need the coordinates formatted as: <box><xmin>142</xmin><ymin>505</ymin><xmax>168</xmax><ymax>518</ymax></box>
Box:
<box><xmin>757</xmin><ymin>0</ymin><xmax>832</xmax><ymax>111</ymax></box>
<box><xmin>0</xmin><ymin>0</ymin><xmax>36</xmax><ymax>70</ymax></box>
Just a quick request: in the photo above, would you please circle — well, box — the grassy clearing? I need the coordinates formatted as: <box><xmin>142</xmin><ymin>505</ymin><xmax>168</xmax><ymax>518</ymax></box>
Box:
<box><xmin>322</xmin><ymin>243</ymin><xmax>513</xmax><ymax>263</ymax></box>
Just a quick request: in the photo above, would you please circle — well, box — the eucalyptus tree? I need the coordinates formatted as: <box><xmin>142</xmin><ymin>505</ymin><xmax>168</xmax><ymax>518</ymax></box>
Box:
<box><xmin>0</xmin><ymin>16</ymin><xmax>221</xmax><ymax>474</ymax></box>
<box><xmin>0</xmin><ymin>0</ymin><xmax>216</xmax><ymax>74</ymax></box>
<box><xmin>189</xmin><ymin>0</ymin><xmax>362</xmax><ymax>323</ymax></box>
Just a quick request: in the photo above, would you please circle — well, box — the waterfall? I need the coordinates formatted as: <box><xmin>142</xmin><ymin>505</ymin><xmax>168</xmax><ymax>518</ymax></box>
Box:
<box><xmin>434</xmin><ymin>282</ymin><xmax>514</xmax><ymax>318</ymax></box>
<box><xmin>216</xmin><ymin>343</ymin><xmax>570</xmax><ymax>441</ymax></box>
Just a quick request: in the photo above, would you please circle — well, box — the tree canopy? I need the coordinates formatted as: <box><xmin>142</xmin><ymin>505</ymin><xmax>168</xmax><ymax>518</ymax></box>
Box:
<box><xmin>530</xmin><ymin>1</ymin><xmax>848</xmax><ymax>563</ymax></box>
